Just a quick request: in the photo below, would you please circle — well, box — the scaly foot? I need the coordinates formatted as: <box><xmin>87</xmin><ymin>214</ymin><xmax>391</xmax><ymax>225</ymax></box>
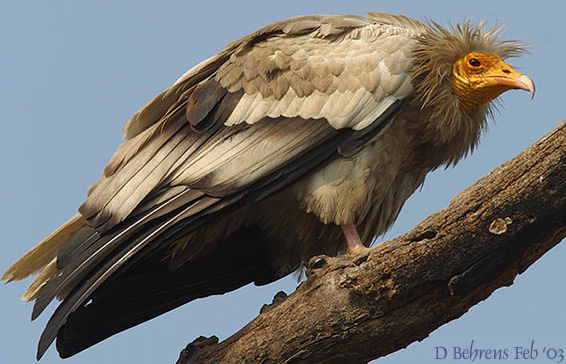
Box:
<box><xmin>341</xmin><ymin>224</ymin><xmax>371</xmax><ymax>255</ymax></box>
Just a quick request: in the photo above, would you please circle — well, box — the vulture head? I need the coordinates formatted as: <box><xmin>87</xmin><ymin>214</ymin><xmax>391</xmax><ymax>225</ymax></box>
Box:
<box><xmin>451</xmin><ymin>52</ymin><xmax>534</xmax><ymax>108</ymax></box>
<box><xmin>408</xmin><ymin>20</ymin><xmax>534</xmax><ymax>161</ymax></box>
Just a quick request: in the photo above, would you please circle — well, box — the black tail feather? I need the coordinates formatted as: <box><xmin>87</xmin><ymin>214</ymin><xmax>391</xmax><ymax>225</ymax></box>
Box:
<box><xmin>55</xmin><ymin>226</ymin><xmax>282</xmax><ymax>358</ymax></box>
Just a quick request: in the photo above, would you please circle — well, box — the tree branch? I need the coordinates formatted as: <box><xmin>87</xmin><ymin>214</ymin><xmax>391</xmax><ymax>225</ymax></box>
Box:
<box><xmin>177</xmin><ymin>122</ymin><xmax>566</xmax><ymax>364</ymax></box>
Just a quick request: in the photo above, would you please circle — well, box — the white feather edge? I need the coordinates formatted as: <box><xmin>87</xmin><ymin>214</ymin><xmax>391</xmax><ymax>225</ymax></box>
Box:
<box><xmin>224</xmin><ymin>88</ymin><xmax>407</xmax><ymax>131</ymax></box>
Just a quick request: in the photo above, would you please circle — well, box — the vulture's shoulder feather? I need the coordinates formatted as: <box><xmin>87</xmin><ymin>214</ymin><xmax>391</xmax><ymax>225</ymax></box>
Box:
<box><xmin>366</xmin><ymin>12</ymin><xmax>427</xmax><ymax>34</ymax></box>
<box><xmin>122</xmin><ymin>14</ymin><xmax>418</xmax><ymax>140</ymax></box>
<box><xmin>215</xmin><ymin>15</ymin><xmax>416</xmax><ymax>130</ymax></box>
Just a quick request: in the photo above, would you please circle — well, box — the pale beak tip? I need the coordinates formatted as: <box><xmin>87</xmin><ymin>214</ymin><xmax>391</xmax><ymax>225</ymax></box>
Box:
<box><xmin>518</xmin><ymin>74</ymin><xmax>536</xmax><ymax>99</ymax></box>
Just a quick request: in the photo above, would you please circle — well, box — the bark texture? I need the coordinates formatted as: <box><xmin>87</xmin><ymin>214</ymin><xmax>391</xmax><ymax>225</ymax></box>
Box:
<box><xmin>177</xmin><ymin>122</ymin><xmax>566</xmax><ymax>364</ymax></box>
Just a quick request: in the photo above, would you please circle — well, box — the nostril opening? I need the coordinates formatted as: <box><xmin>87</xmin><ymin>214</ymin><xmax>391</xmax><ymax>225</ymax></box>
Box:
<box><xmin>502</xmin><ymin>69</ymin><xmax>511</xmax><ymax>74</ymax></box>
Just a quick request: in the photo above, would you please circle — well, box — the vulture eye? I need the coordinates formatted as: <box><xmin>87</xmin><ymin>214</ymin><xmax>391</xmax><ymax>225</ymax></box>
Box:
<box><xmin>469</xmin><ymin>58</ymin><xmax>481</xmax><ymax>67</ymax></box>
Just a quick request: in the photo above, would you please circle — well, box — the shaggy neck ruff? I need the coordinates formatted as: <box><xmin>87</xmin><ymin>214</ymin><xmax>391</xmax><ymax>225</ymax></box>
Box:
<box><xmin>409</xmin><ymin>20</ymin><xmax>527</xmax><ymax>165</ymax></box>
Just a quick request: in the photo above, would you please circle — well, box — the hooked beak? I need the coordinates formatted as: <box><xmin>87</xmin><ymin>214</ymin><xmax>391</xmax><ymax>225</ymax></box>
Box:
<box><xmin>492</xmin><ymin>74</ymin><xmax>536</xmax><ymax>99</ymax></box>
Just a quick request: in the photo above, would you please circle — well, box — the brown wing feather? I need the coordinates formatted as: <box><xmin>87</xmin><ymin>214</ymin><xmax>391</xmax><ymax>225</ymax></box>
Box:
<box><xmin>23</xmin><ymin>13</ymin><xmax>419</xmax><ymax>359</ymax></box>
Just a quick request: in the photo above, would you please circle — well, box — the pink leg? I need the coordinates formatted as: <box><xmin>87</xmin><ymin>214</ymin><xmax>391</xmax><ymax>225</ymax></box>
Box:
<box><xmin>341</xmin><ymin>224</ymin><xmax>370</xmax><ymax>255</ymax></box>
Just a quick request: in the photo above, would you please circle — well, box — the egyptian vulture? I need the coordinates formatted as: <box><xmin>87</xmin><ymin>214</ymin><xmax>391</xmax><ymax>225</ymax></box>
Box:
<box><xmin>3</xmin><ymin>12</ymin><xmax>534</xmax><ymax>359</ymax></box>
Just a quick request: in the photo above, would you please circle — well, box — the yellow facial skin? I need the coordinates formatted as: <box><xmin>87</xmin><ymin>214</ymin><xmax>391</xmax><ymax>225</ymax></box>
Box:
<box><xmin>452</xmin><ymin>52</ymin><xmax>535</xmax><ymax>109</ymax></box>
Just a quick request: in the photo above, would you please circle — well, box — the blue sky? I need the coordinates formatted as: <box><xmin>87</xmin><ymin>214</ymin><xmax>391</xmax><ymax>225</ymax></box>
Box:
<box><xmin>1</xmin><ymin>1</ymin><xmax>564</xmax><ymax>363</ymax></box>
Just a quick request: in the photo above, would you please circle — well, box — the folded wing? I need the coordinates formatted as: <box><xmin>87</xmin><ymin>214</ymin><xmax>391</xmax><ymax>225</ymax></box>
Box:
<box><xmin>16</xmin><ymin>14</ymin><xmax>420</xmax><ymax>359</ymax></box>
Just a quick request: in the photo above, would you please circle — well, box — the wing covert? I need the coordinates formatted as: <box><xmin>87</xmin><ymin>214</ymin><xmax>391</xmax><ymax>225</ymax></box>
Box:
<box><xmin>216</xmin><ymin>19</ymin><xmax>417</xmax><ymax>130</ymax></box>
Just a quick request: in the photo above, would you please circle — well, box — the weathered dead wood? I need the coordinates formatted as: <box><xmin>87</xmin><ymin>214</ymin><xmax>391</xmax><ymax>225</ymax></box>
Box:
<box><xmin>177</xmin><ymin>122</ymin><xmax>566</xmax><ymax>364</ymax></box>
